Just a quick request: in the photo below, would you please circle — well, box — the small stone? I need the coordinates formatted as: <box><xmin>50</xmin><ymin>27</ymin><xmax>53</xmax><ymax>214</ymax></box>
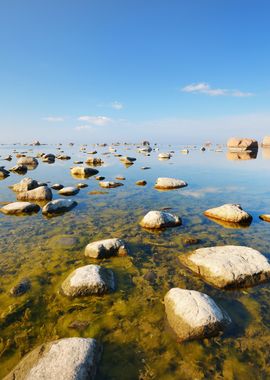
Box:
<box><xmin>42</xmin><ymin>199</ymin><xmax>77</xmax><ymax>215</ymax></box>
<box><xmin>136</xmin><ymin>180</ymin><xmax>147</xmax><ymax>186</ymax></box>
<box><xmin>155</xmin><ymin>177</ymin><xmax>187</xmax><ymax>190</ymax></box>
<box><xmin>10</xmin><ymin>279</ymin><xmax>31</xmax><ymax>296</ymax></box>
<box><xmin>0</xmin><ymin>202</ymin><xmax>40</xmax><ymax>215</ymax></box>
<box><xmin>99</xmin><ymin>181</ymin><xmax>123</xmax><ymax>188</ymax></box>
<box><xmin>58</xmin><ymin>187</ymin><xmax>80</xmax><ymax>196</ymax></box>
<box><xmin>140</xmin><ymin>211</ymin><xmax>181</xmax><ymax>229</ymax></box>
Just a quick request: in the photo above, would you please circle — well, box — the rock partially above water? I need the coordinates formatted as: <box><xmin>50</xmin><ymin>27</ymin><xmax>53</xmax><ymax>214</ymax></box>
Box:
<box><xmin>71</xmin><ymin>167</ymin><xmax>99</xmax><ymax>177</ymax></box>
<box><xmin>4</xmin><ymin>337</ymin><xmax>101</xmax><ymax>380</ymax></box>
<box><xmin>259</xmin><ymin>214</ymin><xmax>270</xmax><ymax>222</ymax></box>
<box><xmin>140</xmin><ymin>211</ymin><xmax>181</xmax><ymax>229</ymax></box>
<box><xmin>12</xmin><ymin>177</ymin><xmax>39</xmax><ymax>192</ymax></box>
<box><xmin>59</xmin><ymin>186</ymin><xmax>80</xmax><ymax>196</ymax></box>
<box><xmin>61</xmin><ymin>265</ymin><xmax>115</xmax><ymax>297</ymax></box>
<box><xmin>204</xmin><ymin>204</ymin><xmax>252</xmax><ymax>224</ymax></box>
<box><xmin>154</xmin><ymin>177</ymin><xmax>187</xmax><ymax>190</ymax></box>
<box><xmin>136</xmin><ymin>180</ymin><xmax>147</xmax><ymax>186</ymax></box>
<box><xmin>180</xmin><ymin>245</ymin><xmax>270</xmax><ymax>288</ymax></box>
<box><xmin>85</xmin><ymin>238</ymin><xmax>128</xmax><ymax>259</ymax></box>
<box><xmin>9</xmin><ymin>164</ymin><xmax>28</xmax><ymax>174</ymax></box>
<box><xmin>158</xmin><ymin>152</ymin><xmax>171</xmax><ymax>159</ymax></box>
<box><xmin>227</xmin><ymin>137</ymin><xmax>258</xmax><ymax>151</ymax></box>
<box><xmin>17</xmin><ymin>186</ymin><xmax>52</xmax><ymax>202</ymax></box>
<box><xmin>17</xmin><ymin>156</ymin><xmax>39</xmax><ymax>167</ymax></box>
<box><xmin>99</xmin><ymin>181</ymin><xmax>123</xmax><ymax>188</ymax></box>
<box><xmin>262</xmin><ymin>136</ymin><xmax>270</xmax><ymax>147</ymax></box>
<box><xmin>0</xmin><ymin>167</ymin><xmax>10</xmax><ymax>179</ymax></box>
<box><xmin>42</xmin><ymin>199</ymin><xmax>77</xmax><ymax>215</ymax></box>
<box><xmin>0</xmin><ymin>202</ymin><xmax>40</xmax><ymax>215</ymax></box>
<box><xmin>164</xmin><ymin>288</ymin><xmax>231</xmax><ymax>342</ymax></box>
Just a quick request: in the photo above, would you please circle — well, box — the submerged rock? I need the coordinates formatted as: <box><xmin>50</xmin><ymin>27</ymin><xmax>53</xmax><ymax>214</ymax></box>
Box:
<box><xmin>85</xmin><ymin>238</ymin><xmax>128</xmax><ymax>259</ymax></box>
<box><xmin>10</xmin><ymin>279</ymin><xmax>31</xmax><ymax>296</ymax></box>
<box><xmin>42</xmin><ymin>199</ymin><xmax>77</xmax><ymax>215</ymax></box>
<box><xmin>71</xmin><ymin>167</ymin><xmax>98</xmax><ymax>177</ymax></box>
<box><xmin>154</xmin><ymin>177</ymin><xmax>187</xmax><ymax>190</ymax></box>
<box><xmin>59</xmin><ymin>187</ymin><xmax>80</xmax><ymax>196</ymax></box>
<box><xmin>180</xmin><ymin>245</ymin><xmax>270</xmax><ymax>288</ymax></box>
<box><xmin>204</xmin><ymin>204</ymin><xmax>252</xmax><ymax>224</ymax></box>
<box><xmin>164</xmin><ymin>288</ymin><xmax>231</xmax><ymax>341</ymax></box>
<box><xmin>61</xmin><ymin>265</ymin><xmax>115</xmax><ymax>297</ymax></box>
<box><xmin>17</xmin><ymin>186</ymin><xmax>52</xmax><ymax>202</ymax></box>
<box><xmin>0</xmin><ymin>202</ymin><xmax>40</xmax><ymax>215</ymax></box>
<box><xmin>140</xmin><ymin>211</ymin><xmax>181</xmax><ymax>229</ymax></box>
<box><xmin>4</xmin><ymin>337</ymin><xmax>101</xmax><ymax>380</ymax></box>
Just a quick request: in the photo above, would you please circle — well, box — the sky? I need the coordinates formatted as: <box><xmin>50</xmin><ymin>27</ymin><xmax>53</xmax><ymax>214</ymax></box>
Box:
<box><xmin>0</xmin><ymin>0</ymin><xmax>270</xmax><ymax>144</ymax></box>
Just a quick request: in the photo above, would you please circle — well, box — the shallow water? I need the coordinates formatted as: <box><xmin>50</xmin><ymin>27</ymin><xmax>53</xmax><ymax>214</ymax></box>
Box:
<box><xmin>0</xmin><ymin>143</ymin><xmax>270</xmax><ymax>379</ymax></box>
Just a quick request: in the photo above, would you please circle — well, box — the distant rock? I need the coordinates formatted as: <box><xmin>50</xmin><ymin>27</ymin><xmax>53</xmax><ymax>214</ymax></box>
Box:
<box><xmin>59</xmin><ymin>187</ymin><xmax>80</xmax><ymax>196</ymax></box>
<box><xmin>164</xmin><ymin>288</ymin><xmax>231</xmax><ymax>341</ymax></box>
<box><xmin>9</xmin><ymin>164</ymin><xmax>27</xmax><ymax>174</ymax></box>
<box><xmin>42</xmin><ymin>153</ymin><xmax>55</xmax><ymax>163</ymax></box>
<box><xmin>180</xmin><ymin>245</ymin><xmax>270</xmax><ymax>288</ymax></box>
<box><xmin>136</xmin><ymin>180</ymin><xmax>147</xmax><ymax>186</ymax></box>
<box><xmin>140</xmin><ymin>210</ymin><xmax>181</xmax><ymax>229</ymax></box>
<box><xmin>154</xmin><ymin>177</ymin><xmax>187</xmax><ymax>190</ymax></box>
<box><xmin>227</xmin><ymin>137</ymin><xmax>258</xmax><ymax>151</ymax></box>
<box><xmin>71</xmin><ymin>167</ymin><xmax>99</xmax><ymax>177</ymax></box>
<box><xmin>12</xmin><ymin>177</ymin><xmax>39</xmax><ymax>192</ymax></box>
<box><xmin>17</xmin><ymin>156</ymin><xmax>39</xmax><ymax>167</ymax></box>
<box><xmin>158</xmin><ymin>152</ymin><xmax>171</xmax><ymax>159</ymax></box>
<box><xmin>42</xmin><ymin>199</ymin><xmax>77</xmax><ymax>215</ymax></box>
<box><xmin>61</xmin><ymin>265</ymin><xmax>115</xmax><ymax>297</ymax></box>
<box><xmin>77</xmin><ymin>183</ymin><xmax>88</xmax><ymax>188</ymax></box>
<box><xmin>99</xmin><ymin>181</ymin><xmax>123</xmax><ymax>188</ymax></box>
<box><xmin>57</xmin><ymin>154</ymin><xmax>71</xmax><ymax>160</ymax></box>
<box><xmin>85</xmin><ymin>157</ymin><xmax>103</xmax><ymax>166</ymax></box>
<box><xmin>32</xmin><ymin>140</ymin><xmax>41</xmax><ymax>146</ymax></box>
<box><xmin>17</xmin><ymin>186</ymin><xmax>52</xmax><ymax>202</ymax></box>
<box><xmin>0</xmin><ymin>167</ymin><xmax>10</xmax><ymax>179</ymax></box>
<box><xmin>119</xmin><ymin>156</ymin><xmax>136</xmax><ymax>165</ymax></box>
<box><xmin>85</xmin><ymin>238</ymin><xmax>128</xmax><ymax>259</ymax></box>
<box><xmin>4</xmin><ymin>337</ymin><xmax>101</xmax><ymax>380</ymax></box>
<box><xmin>204</xmin><ymin>204</ymin><xmax>252</xmax><ymax>224</ymax></box>
<box><xmin>262</xmin><ymin>136</ymin><xmax>270</xmax><ymax>147</ymax></box>
<box><xmin>259</xmin><ymin>214</ymin><xmax>270</xmax><ymax>222</ymax></box>
<box><xmin>0</xmin><ymin>201</ymin><xmax>40</xmax><ymax>215</ymax></box>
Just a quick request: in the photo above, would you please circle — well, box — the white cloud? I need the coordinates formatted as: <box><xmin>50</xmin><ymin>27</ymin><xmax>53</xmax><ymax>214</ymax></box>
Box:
<box><xmin>111</xmin><ymin>101</ymin><xmax>124</xmax><ymax>110</ymax></box>
<box><xmin>181</xmin><ymin>82</ymin><xmax>253</xmax><ymax>97</ymax></box>
<box><xmin>77</xmin><ymin>115</ymin><xmax>112</xmax><ymax>126</ymax></box>
<box><xmin>43</xmin><ymin>116</ymin><xmax>65</xmax><ymax>122</ymax></box>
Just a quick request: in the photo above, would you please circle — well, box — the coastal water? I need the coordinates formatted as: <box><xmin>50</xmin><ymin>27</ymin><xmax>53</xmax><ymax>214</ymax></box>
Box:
<box><xmin>0</xmin><ymin>143</ymin><xmax>270</xmax><ymax>379</ymax></box>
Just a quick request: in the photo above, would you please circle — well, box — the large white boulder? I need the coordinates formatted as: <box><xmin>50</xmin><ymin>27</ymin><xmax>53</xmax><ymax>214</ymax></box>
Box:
<box><xmin>204</xmin><ymin>204</ymin><xmax>252</xmax><ymax>224</ymax></box>
<box><xmin>181</xmin><ymin>245</ymin><xmax>270</xmax><ymax>288</ymax></box>
<box><xmin>140</xmin><ymin>210</ymin><xmax>181</xmax><ymax>229</ymax></box>
<box><xmin>4</xmin><ymin>337</ymin><xmax>101</xmax><ymax>380</ymax></box>
<box><xmin>61</xmin><ymin>265</ymin><xmax>115</xmax><ymax>297</ymax></box>
<box><xmin>164</xmin><ymin>288</ymin><xmax>231</xmax><ymax>341</ymax></box>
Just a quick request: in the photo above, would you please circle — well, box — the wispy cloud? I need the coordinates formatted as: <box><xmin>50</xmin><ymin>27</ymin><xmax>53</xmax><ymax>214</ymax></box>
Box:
<box><xmin>75</xmin><ymin>125</ymin><xmax>92</xmax><ymax>131</ymax></box>
<box><xmin>111</xmin><ymin>101</ymin><xmax>124</xmax><ymax>110</ymax></box>
<box><xmin>181</xmin><ymin>82</ymin><xmax>253</xmax><ymax>97</ymax></box>
<box><xmin>43</xmin><ymin>116</ymin><xmax>65</xmax><ymax>122</ymax></box>
<box><xmin>77</xmin><ymin>115</ymin><xmax>112</xmax><ymax>126</ymax></box>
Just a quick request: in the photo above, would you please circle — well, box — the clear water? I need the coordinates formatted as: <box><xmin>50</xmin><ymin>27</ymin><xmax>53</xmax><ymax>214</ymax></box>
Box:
<box><xmin>0</xmin><ymin>143</ymin><xmax>270</xmax><ymax>379</ymax></box>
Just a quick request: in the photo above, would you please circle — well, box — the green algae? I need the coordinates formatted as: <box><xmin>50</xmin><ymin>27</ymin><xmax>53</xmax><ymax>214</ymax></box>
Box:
<box><xmin>0</xmin><ymin>146</ymin><xmax>270</xmax><ymax>378</ymax></box>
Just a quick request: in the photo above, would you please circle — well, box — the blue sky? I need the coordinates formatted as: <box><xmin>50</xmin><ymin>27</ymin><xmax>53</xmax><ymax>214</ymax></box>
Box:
<box><xmin>0</xmin><ymin>0</ymin><xmax>270</xmax><ymax>143</ymax></box>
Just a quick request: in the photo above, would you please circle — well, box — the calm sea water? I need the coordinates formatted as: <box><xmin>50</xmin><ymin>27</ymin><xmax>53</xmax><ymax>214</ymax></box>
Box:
<box><xmin>0</xmin><ymin>143</ymin><xmax>270</xmax><ymax>379</ymax></box>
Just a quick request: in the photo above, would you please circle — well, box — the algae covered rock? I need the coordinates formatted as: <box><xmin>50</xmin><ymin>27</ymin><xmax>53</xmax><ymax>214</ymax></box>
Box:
<box><xmin>164</xmin><ymin>288</ymin><xmax>231</xmax><ymax>341</ymax></box>
<box><xmin>4</xmin><ymin>337</ymin><xmax>101</xmax><ymax>380</ymax></box>
<box><xmin>140</xmin><ymin>210</ymin><xmax>181</xmax><ymax>229</ymax></box>
<box><xmin>61</xmin><ymin>265</ymin><xmax>115</xmax><ymax>297</ymax></box>
<box><xmin>180</xmin><ymin>245</ymin><xmax>270</xmax><ymax>288</ymax></box>
<box><xmin>85</xmin><ymin>238</ymin><xmax>128</xmax><ymax>259</ymax></box>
